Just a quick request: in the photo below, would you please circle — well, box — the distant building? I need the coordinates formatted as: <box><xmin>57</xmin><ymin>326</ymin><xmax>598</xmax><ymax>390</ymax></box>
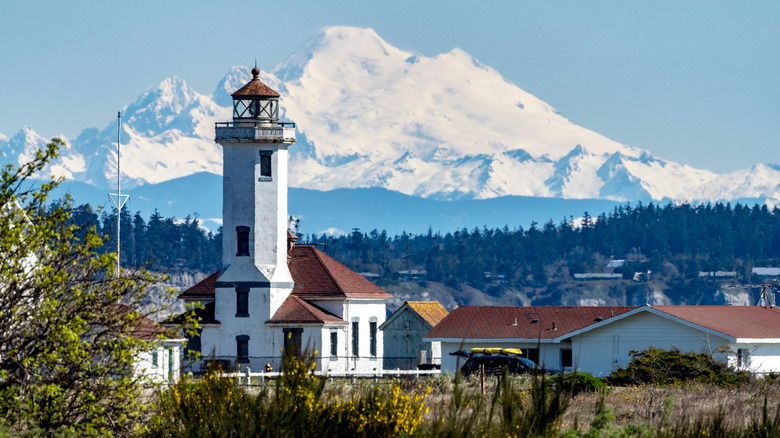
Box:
<box><xmin>483</xmin><ymin>272</ymin><xmax>508</xmax><ymax>284</ymax></box>
<box><xmin>133</xmin><ymin>314</ymin><xmax>185</xmax><ymax>383</ymax></box>
<box><xmin>698</xmin><ymin>271</ymin><xmax>737</xmax><ymax>279</ymax></box>
<box><xmin>393</xmin><ymin>269</ymin><xmax>427</xmax><ymax>281</ymax></box>
<box><xmin>573</xmin><ymin>273</ymin><xmax>623</xmax><ymax>281</ymax></box>
<box><xmin>380</xmin><ymin>301</ymin><xmax>448</xmax><ymax>369</ymax></box>
<box><xmin>359</xmin><ymin>272</ymin><xmax>381</xmax><ymax>280</ymax></box>
<box><xmin>753</xmin><ymin>267</ymin><xmax>780</xmax><ymax>278</ymax></box>
<box><xmin>605</xmin><ymin>259</ymin><xmax>625</xmax><ymax>270</ymax></box>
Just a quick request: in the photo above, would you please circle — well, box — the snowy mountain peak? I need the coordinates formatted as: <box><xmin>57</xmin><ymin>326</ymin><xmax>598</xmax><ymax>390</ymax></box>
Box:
<box><xmin>4</xmin><ymin>26</ymin><xmax>779</xmax><ymax>206</ymax></box>
<box><xmin>213</xmin><ymin>66</ymin><xmax>252</xmax><ymax>107</ymax></box>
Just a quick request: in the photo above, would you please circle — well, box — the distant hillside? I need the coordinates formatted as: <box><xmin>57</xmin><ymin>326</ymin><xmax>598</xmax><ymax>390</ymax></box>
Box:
<box><xmin>51</xmin><ymin>174</ymin><xmax>622</xmax><ymax>235</ymax></box>
<box><xmin>60</xmin><ymin>197</ymin><xmax>780</xmax><ymax>308</ymax></box>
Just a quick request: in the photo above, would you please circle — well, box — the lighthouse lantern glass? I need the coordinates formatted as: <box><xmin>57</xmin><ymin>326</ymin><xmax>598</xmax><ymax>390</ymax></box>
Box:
<box><xmin>233</xmin><ymin>98</ymin><xmax>279</xmax><ymax>121</ymax></box>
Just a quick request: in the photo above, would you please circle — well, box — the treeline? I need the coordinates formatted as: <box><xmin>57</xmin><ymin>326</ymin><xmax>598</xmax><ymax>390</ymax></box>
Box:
<box><xmin>305</xmin><ymin>202</ymin><xmax>780</xmax><ymax>290</ymax></box>
<box><xmin>65</xmin><ymin>201</ymin><xmax>780</xmax><ymax>295</ymax></box>
<box><xmin>66</xmin><ymin>204</ymin><xmax>221</xmax><ymax>272</ymax></box>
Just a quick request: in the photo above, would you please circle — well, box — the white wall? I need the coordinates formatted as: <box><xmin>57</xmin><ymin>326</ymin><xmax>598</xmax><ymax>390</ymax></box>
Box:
<box><xmin>343</xmin><ymin>300</ymin><xmax>386</xmax><ymax>372</ymax></box>
<box><xmin>572</xmin><ymin>311</ymin><xmax>731</xmax><ymax>377</ymax></box>
<box><xmin>727</xmin><ymin>343</ymin><xmax>780</xmax><ymax>374</ymax></box>
<box><xmin>136</xmin><ymin>342</ymin><xmax>183</xmax><ymax>383</ymax></box>
<box><xmin>199</xmin><ymin>297</ymin><xmax>388</xmax><ymax>373</ymax></box>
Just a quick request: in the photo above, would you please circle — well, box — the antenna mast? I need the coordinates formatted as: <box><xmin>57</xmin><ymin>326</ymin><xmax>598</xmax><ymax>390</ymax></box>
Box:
<box><xmin>726</xmin><ymin>279</ymin><xmax>780</xmax><ymax>307</ymax></box>
<box><xmin>109</xmin><ymin>111</ymin><xmax>129</xmax><ymax>276</ymax></box>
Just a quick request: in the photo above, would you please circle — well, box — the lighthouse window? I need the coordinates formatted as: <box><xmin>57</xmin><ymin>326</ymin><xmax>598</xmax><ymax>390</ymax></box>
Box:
<box><xmin>236</xmin><ymin>286</ymin><xmax>249</xmax><ymax>317</ymax></box>
<box><xmin>257</xmin><ymin>100</ymin><xmax>278</xmax><ymax>119</ymax></box>
<box><xmin>236</xmin><ymin>226</ymin><xmax>250</xmax><ymax>256</ymax></box>
<box><xmin>259</xmin><ymin>152</ymin><xmax>272</xmax><ymax>179</ymax></box>
<box><xmin>233</xmin><ymin>99</ymin><xmax>253</xmax><ymax>118</ymax></box>
<box><xmin>236</xmin><ymin>335</ymin><xmax>250</xmax><ymax>363</ymax></box>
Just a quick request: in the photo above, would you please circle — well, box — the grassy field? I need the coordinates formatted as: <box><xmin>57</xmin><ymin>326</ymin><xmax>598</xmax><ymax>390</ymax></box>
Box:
<box><xmin>145</xmin><ymin>349</ymin><xmax>780</xmax><ymax>437</ymax></box>
<box><xmin>146</xmin><ymin>370</ymin><xmax>780</xmax><ymax>437</ymax></box>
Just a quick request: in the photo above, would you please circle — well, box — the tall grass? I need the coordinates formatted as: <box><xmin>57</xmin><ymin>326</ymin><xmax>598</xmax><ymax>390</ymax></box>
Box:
<box><xmin>146</xmin><ymin>355</ymin><xmax>780</xmax><ymax>438</ymax></box>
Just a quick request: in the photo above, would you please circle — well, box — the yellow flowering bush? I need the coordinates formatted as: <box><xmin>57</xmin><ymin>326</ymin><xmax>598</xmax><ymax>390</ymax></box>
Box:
<box><xmin>327</xmin><ymin>384</ymin><xmax>430</xmax><ymax>437</ymax></box>
<box><xmin>148</xmin><ymin>350</ymin><xmax>429</xmax><ymax>438</ymax></box>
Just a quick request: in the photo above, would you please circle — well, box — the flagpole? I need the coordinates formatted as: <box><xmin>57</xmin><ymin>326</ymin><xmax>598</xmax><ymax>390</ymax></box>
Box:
<box><xmin>109</xmin><ymin>111</ymin><xmax>129</xmax><ymax>277</ymax></box>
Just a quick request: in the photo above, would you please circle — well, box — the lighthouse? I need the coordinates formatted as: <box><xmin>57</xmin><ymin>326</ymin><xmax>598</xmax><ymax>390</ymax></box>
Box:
<box><xmin>179</xmin><ymin>65</ymin><xmax>391</xmax><ymax>373</ymax></box>
<box><xmin>211</xmin><ymin>66</ymin><xmax>296</xmax><ymax>361</ymax></box>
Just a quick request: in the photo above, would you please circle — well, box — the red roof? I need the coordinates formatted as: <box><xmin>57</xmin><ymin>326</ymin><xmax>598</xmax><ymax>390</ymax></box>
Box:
<box><xmin>232</xmin><ymin>67</ymin><xmax>280</xmax><ymax>98</ymax></box>
<box><xmin>651</xmin><ymin>305</ymin><xmax>780</xmax><ymax>339</ymax></box>
<box><xmin>178</xmin><ymin>271</ymin><xmax>219</xmax><ymax>300</ymax></box>
<box><xmin>110</xmin><ymin>304</ymin><xmax>184</xmax><ymax>341</ymax></box>
<box><xmin>425</xmin><ymin>306</ymin><xmax>636</xmax><ymax>340</ymax></box>
<box><xmin>179</xmin><ymin>247</ymin><xmax>391</xmax><ymax>301</ymax></box>
<box><xmin>268</xmin><ymin>295</ymin><xmax>346</xmax><ymax>325</ymax></box>
<box><xmin>288</xmin><ymin>246</ymin><xmax>391</xmax><ymax>299</ymax></box>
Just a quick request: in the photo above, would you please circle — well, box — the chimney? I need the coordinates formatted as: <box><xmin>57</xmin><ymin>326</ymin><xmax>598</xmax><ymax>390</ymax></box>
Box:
<box><xmin>287</xmin><ymin>231</ymin><xmax>299</xmax><ymax>253</ymax></box>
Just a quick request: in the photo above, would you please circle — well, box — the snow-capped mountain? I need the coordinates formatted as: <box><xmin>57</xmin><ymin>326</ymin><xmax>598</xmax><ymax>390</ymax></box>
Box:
<box><xmin>2</xmin><ymin>26</ymin><xmax>778</xmax><ymax>206</ymax></box>
<box><xmin>0</xmin><ymin>127</ymin><xmax>85</xmax><ymax>180</ymax></box>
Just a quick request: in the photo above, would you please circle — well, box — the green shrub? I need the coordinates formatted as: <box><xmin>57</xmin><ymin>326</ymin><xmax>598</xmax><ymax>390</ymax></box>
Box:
<box><xmin>608</xmin><ymin>347</ymin><xmax>749</xmax><ymax>386</ymax></box>
<box><xmin>548</xmin><ymin>372</ymin><xmax>606</xmax><ymax>396</ymax></box>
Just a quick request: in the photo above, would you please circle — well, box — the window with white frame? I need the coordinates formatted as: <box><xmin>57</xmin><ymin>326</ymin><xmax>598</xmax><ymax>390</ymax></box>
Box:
<box><xmin>330</xmin><ymin>329</ymin><xmax>338</xmax><ymax>359</ymax></box>
<box><xmin>352</xmin><ymin>318</ymin><xmax>359</xmax><ymax>358</ymax></box>
<box><xmin>737</xmin><ymin>348</ymin><xmax>751</xmax><ymax>368</ymax></box>
<box><xmin>369</xmin><ymin>317</ymin><xmax>378</xmax><ymax>358</ymax></box>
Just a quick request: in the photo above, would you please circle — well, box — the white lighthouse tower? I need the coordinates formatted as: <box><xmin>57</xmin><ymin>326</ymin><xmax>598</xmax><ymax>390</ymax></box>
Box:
<box><xmin>210</xmin><ymin>66</ymin><xmax>296</xmax><ymax>363</ymax></box>
<box><xmin>180</xmin><ymin>65</ymin><xmax>392</xmax><ymax>373</ymax></box>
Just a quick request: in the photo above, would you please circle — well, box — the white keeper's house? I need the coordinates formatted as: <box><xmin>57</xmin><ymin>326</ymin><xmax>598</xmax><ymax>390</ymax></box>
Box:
<box><xmin>425</xmin><ymin>305</ymin><xmax>780</xmax><ymax>377</ymax></box>
<box><xmin>179</xmin><ymin>66</ymin><xmax>392</xmax><ymax>373</ymax></box>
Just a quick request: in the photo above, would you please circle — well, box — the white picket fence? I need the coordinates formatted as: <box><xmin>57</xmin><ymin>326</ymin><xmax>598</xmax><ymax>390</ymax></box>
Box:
<box><xmin>217</xmin><ymin>368</ymin><xmax>441</xmax><ymax>387</ymax></box>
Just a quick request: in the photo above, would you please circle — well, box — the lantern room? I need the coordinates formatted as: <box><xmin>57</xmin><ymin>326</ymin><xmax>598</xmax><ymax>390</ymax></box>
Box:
<box><xmin>231</xmin><ymin>66</ymin><xmax>280</xmax><ymax>125</ymax></box>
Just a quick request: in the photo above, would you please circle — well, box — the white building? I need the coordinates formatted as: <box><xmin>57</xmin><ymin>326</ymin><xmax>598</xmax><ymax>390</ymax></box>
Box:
<box><xmin>132</xmin><ymin>317</ymin><xmax>185</xmax><ymax>383</ymax></box>
<box><xmin>425</xmin><ymin>305</ymin><xmax>780</xmax><ymax>377</ymax></box>
<box><xmin>179</xmin><ymin>67</ymin><xmax>391</xmax><ymax>373</ymax></box>
<box><xmin>380</xmin><ymin>301</ymin><xmax>448</xmax><ymax>369</ymax></box>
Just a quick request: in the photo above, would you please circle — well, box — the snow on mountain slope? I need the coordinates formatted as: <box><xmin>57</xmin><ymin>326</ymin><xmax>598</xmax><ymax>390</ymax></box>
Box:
<box><xmin>271</xmin><ymin>27</ymin><xmax>643</xmax><ymax>199</ymax></box>
<box><xmin>65</xmin><ymin>76</ymin><xmax>228</xmax><ymax>188</ymax></box>
<box><xmin>2</xmin><ymin>26</ymin><xmax>778</xmax><ymax>205</ymax></box>
<box><xmin>0</xmin><ymin>127</ymin><xmax>84</xmax><ymax>180</ymax></box>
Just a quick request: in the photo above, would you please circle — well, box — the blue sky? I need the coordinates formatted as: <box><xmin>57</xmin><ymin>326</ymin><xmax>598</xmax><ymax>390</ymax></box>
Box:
<box><xmin>1</xmin><ymin>0</ymin><xmax>778</xmax><ymax>173</ymax></box>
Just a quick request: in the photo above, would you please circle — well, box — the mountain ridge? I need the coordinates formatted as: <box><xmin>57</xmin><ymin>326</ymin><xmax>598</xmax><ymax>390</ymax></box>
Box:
<box><xmin>1</xmin><ymin>25</ymin><xmax>778</xmax><ymax>207</ymax></box>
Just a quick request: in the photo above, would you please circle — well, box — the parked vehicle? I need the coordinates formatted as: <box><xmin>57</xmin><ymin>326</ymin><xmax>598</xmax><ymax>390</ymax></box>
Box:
<box><xmin>460</xmin><ymin>352</ymin><xmax>559</xmax><ymax>377</ymax></box>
